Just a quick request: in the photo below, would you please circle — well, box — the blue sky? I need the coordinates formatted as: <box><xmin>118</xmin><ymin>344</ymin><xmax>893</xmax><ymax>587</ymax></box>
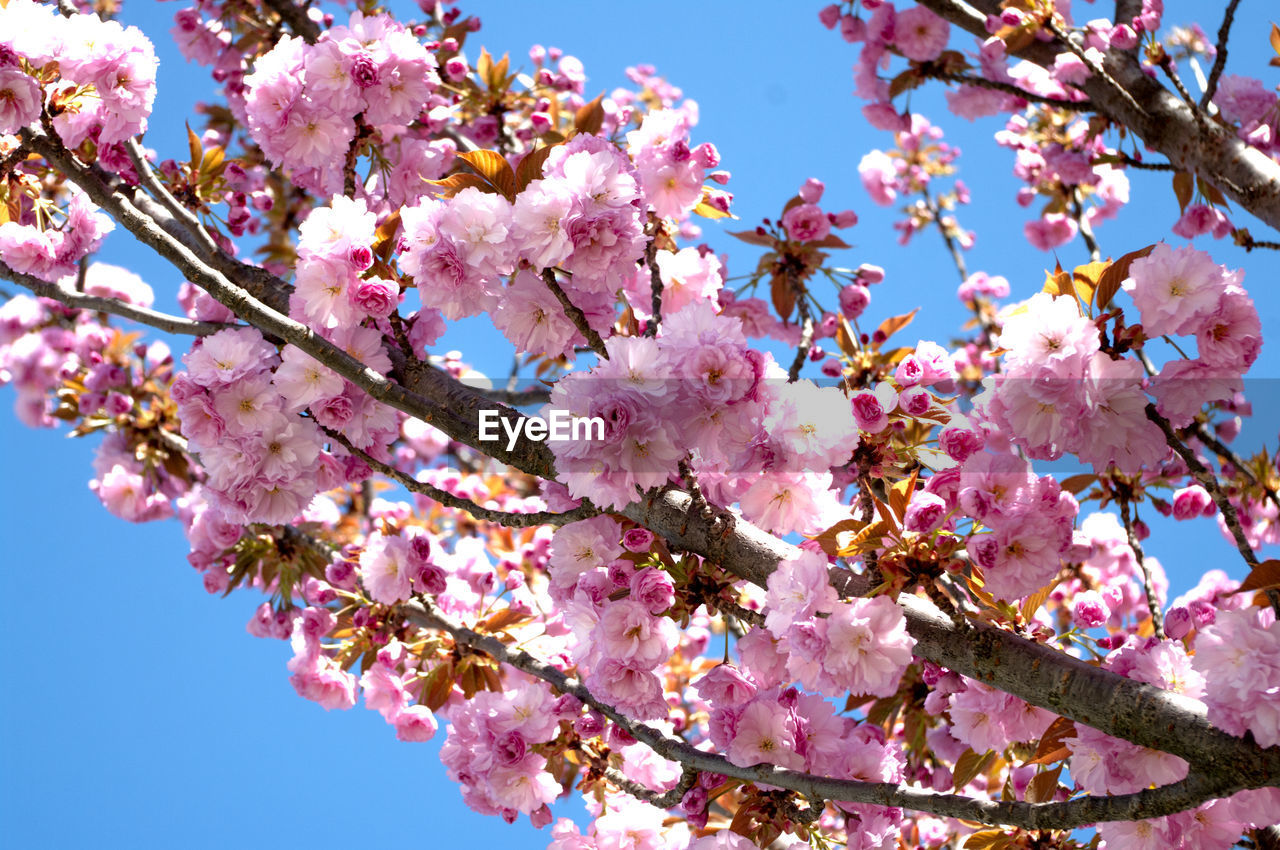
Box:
<box><xmin>2</xmin><ymin>1</ymin><xmax>1279</xmax><ymax>847</ymax></box>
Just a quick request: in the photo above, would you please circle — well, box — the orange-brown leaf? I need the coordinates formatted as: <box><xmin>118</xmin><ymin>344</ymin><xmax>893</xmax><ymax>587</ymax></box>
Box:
<box><xmin>457</xmin><ymin>149</ymin><xmax>516</xmax><ymax>200</ymax></box>
<box><xmin>515</xmin><ymin>143</ymin><xmax>558</xmax><ymax>192</ymax></box>
<box><xmin>1095</xmin><ymin>243</ymin><xmax>1156</xmax><ymax>310</ymax></box>
<box><xmin>1027</xmin><ymin>716</ymin><xmax>1076</xmax><ymax>766</ymax></box>
<box><xmin>574</xmin><ymin>93</ymin><xmax>605</xmax><ymax>136</ymax></box>
<box><xmin>873</xmin><ymin>308</ymin><xmax>918</xmax><ymax>346</ymax></box>
<box><xmin>1173</xmin><ymin>171</ymin><xmax>1194</xmax><ymax>212</ymax></box>
<box><xmin>1237</xmin><ymin>559</ymin><xmax>1280</xmax><ymax>594</ymax></box>
<box><xmin>727</xmin><ymin>229</ymin><xmax>777</xmax><ymax>248</ymax></box>
<box><xmin>770</xmin><ymin>272</ymin><xmax>797</xmax><ymax>322</ymax></box>
<box><xmin>810</xmin><ymin>518</ymin><xmax>867</xmax><ymax>558</ymax></box>
<box><xmin>1024</xmin><ymin>765</ymin><xmax>1063</xmax><ymax>803</ymax></box>
<box><xmin>425</xmin><ymin>172</ymin><xmax>498</xmax><ymax>198</ymax></box>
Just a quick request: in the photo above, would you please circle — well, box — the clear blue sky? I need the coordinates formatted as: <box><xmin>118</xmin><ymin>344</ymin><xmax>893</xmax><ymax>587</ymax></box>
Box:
<box><xmin>2</xmin><ymin>1</ymin><xmax>1278</xmax><ymax>847</ymax></box>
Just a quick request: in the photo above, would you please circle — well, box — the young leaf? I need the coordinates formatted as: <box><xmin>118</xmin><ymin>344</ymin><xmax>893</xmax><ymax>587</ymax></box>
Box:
<box><xmin>809</xmin><ymin>518</ymin><xmax>867</xmax><ymax>558</ymax></box>
<box><xmin>1071</xmin><ymin>259</ymin><xmax>1111</xmax><ymax>312</ymax></box>
<box><xmin>425</xmin><ymin>172</ymin><xmax>498</xmax><ymax>198</ymax></box>
<box><xmin>1094</xmin><ymin>243</ymin><xmax>1156</xmax><ymax>310</ymax></box>
<box><xmin>1024</xmin><ymin>765</ymin><xmax>1064</xmax><ymax>804</ymax></box>
<box><xmin>574</xmin><ymin>93</ymin><xmax>605</xmax><ymax>136</ymax></box>
<box><xmin>457</xmin><ymin>149</ymin><xmax>516</xmax><ymax>200</ymax></box>
<box><xmin>1026</xmin><ymin>716</ymin><xmax>1077</xmax><ymax>766</ymax></box>
<box><xmin>874</xmin><ymin>308</ymin><xmax>919</xmax><ymax>346</ymax></box>
<box><xmin>1236</xmin><ymin>559</ymin><xmax>1280</xmax><ymax>593</ymax></box>
<box><xmin>515</xmin><ymin>143</ymin><xmax>559</xmax><ymax>192</ymax></box>
<box><xmin>770</xmin><ymin>272</ymin><xmax>797</xmax><ymax>321</ymax></box>
<box><xmin>1172</xmin><ymin>171</ymin><xmax>1194</xmax><ymax>212</ymax></box>
<box><xmin>953</xmin><ymin>748</ymin><xmax>996</xmax><ymax>790</ymax></box>
<box><xmin>727</xmin><ymin>229</ymin><xmax>777</xmax><ymax>248</ymax></box>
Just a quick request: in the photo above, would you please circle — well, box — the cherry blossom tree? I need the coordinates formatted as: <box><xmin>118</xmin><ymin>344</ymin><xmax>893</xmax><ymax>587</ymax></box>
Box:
<box><xmin>3</xmin><ymin>0</ymin><xmax>1280</xmax><ymax>847</ymax></box>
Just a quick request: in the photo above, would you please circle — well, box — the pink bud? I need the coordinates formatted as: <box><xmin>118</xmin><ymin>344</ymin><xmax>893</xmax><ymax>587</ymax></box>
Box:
<box><xmin>798</xmin><ymin>177</ymin><xmax>825</xmax><ymax>204</ymax></box>
<box><xmin>818</xmin><ymin>4</ymin><xmax>841</xmax><ymax>29</ymax></box>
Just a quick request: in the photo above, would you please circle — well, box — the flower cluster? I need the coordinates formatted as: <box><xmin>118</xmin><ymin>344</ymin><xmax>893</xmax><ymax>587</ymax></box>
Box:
<box><xmin>0</xmin><ymin>0</ymin><xmax>158</xmax><ymax>145</ymax></box>
<box><xmin>243</xmin><ymin>11</ymin><xmax>438</xmax><ymax>191</ymax></box>
<box><xmin>976</xmin><ymin>291</ymin><xmax>1167</xmax><ymax>474</ymax></box>
<box><xmin>172</xmin><ymin>327</ymin><xmax>330</xmax><ymax>524</ymax></box>
<box><xmin>1129</xmin><ymin>244</ymin><xmax>1262</xmax><ymax>427</ymax></box>
<box><xmin>0</xmin><ymin>191</ymin><xmax>114</xmax><ymax>284</ymax></box>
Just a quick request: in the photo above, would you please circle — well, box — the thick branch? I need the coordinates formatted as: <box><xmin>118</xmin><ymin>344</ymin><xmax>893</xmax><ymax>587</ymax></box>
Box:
<box><xmin>402</xmin><ymin>599</ymin><xmax>1247</xmax><ymax>829</ymax></box>
<box><xmin>916</xmin><ymin>0</ymin><xmax>1280</xmax><ymax>234</ymax></box>
<box><xmin>0</xmin><ymin>260</ymin><xmax>235</xmax><ymax>336</ymax></box>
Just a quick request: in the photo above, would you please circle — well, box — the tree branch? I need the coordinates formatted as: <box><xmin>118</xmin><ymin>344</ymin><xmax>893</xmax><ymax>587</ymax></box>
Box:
<box><xmin>1200</xmin><ymin>0</ymin><xmax>1243</xmax><ymax>108</ymax></box>
<box><xmin>401</xmin><ymin>598</ymin><xmax>1250</xmax><ymax>829</ymax></box>
<box><xmin>541</xmin><ymin>269</ymin><xmax>608</xmax><ymax>358</ymax></box>
<box><xmin>924</xmin><ymin>69</ymin><xmax>1097</xmax><ymax>111</ymax></box>
<box><xmin>916</xmin><ymin>0</ymin><xmax>1280</xmax><ymax>234</ymax></box>
<box><xmin>0</xmin><ymin>259</ymin><xmax>236</xmax><ymax>336</ymax></box>
<box><xmin>325</xmin><ymin>426</ymin><xmax>598</xmax><ymax>528</ymax></box>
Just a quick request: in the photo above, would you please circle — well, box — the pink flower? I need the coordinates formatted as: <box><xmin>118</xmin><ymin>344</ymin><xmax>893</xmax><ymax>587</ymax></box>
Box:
<box><xmin>486</xmin><ymin>754</ymin><xmax>560</xmax><ymax>813</ymax></box>
<box><xmin>781</xmin><ymin>203</ymin><xmax>831</xmax><ymax>243</ymax></box>
<box><xmin>1172</xmin><ymin>203</ymin><xmax>1232</xmax><ymax>240</ymax></box>
<box><xmin>904</xmin><ymin>491</ymin><xmax>947</xmax><ymax>533</ymax></box>
<box><xmin>1197</xmin><ymin>286</ymin><xmax>1262</xmax><ymax>370</ymax></box>
<box><xmin>765</xmin><ymin>549</ymin><xmax>838</xmax><ymax>635</ymax></box>
<box><xmin>590</xmin><ymin>599</ymin><xmax>677</xmax><ymax>668</ymax></box>
<box><xmin>621</xmin><ymin>527</ymin><xmax>654</xmax><ymax>553</ymax></box>
<box><xmin>727</xmin><ymin>698</ymin><xmax>803</xmax><ymax>770</ymax></box>
<box><xmin>738</xmin><ymin>470</ymin><xmax>842</xmax><ymax>536</ymax></box>
<box><xmin>0</xmin><ymin>67</ymin><xmax>42</xmax><ymax>133</ymax></box>
<box><xmin>1071</xmin><ymin>590</ymin><xmax>1111</xmax><ymax>628</ymax></box>
<box><xmin>850</xmin><ymin>383</ymin><xmax>898</xmax><ymax>433</ymax></box>
<box><xmin>1172</xmin><ymin>484</ymin><xmax>1214</xmax><ymax>520</ymax></box>
<box><xmin>628</xmin><ymin>567</ymin><xmax>675</xmax><ymax>615</ymax></box>
<box><xmin>349</xmin><ymin>277</ymin><xmax>398</xmax><ymax>318</ymax></box>
<box><xmin>360</xmin><ymin>530</ymin><xmax>415</xmax><ymax>604</ymax></box>
<box><xmin>839</xmin><ymin>283</ymin><xmax>871</xmax><ymax>319</ymax></box>
<box><xmin>90</xmin><ymin>464</ymin><xmax>173</xmax><ymax>523</ymax></box>
<box><xmin>1192</xmin><ymin>607</ymin><xmax>1280</xmax><ymax>747</ymax></box>
<box><xmin>392</xmin><ymin>704</ymin><xmax>438</xmax><ymax>742</ymax></box>
<box><xmin>1122</xmin><ymin>243</ymin><xmax>1228</xmax><ymax>337</ymax></box>
<box><xmin>823</xmin><ymin>596</ymin><xmax>916</xmax><ymax>696</ymax></box>
<box><xmin>893</xmin><ymin>6</ymin><xmax>949</xmax><ymax>62</ymax></box>
<box><xmin>858</xmin><ymin>150</ymin><xmax>900</xmax><ymax>206</ymax></box>
<box><xmin>1023</xmin><ymin>213</ymin><xmax>1078</xmax><ymax>251</ymax></box>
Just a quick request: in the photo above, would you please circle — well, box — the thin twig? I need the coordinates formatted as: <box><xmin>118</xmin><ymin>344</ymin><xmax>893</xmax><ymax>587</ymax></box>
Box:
<box><xmin>1118</xmin><ymin>488</ymin><xmax>1164</xmax><ymax>637</ymax></box>
<box><xmin>1110</xmin><ymin>152</ymin><xmax>1178</xmax><ymax>171</ymax></box>
<box><xmin>922</xmin><ymin>186</ymin><xmax>968</xmax><ymax>282</ymax></box>
<box><xmin>125</xmin><ymin>139</ymin><xmax>223</xmax><ymax>259</ymax></box>
<box><xmin>925</xmin><ymin>69</ymin><xmax>1097</xmax><ymax>111</ymax></box>
<box><xmin>1072</xmin><ymin>193</ymin><xmax>1101</xmax><ymax>262</ymax></box>
<box><xmin>0</xmin><ymin>259</ymin><xmax>237</xmax><ymax>336</ymax></box>
<box><xmin>1146</xmin><ymin>403</ymin><xmax>1258</xmax><ymax>570</ymax></box>
<box><xmin>1158</xmin><ymin>55</ymin><xmax>1206</xmax><ymax>129</ymax></box>
<box><xmin>325</xmin><ymin>427</ymin><xmax>597</xmax><ymax>527</ymax></box>
<box><xmin>1200</xmin><ymin>0</ymin><xmax>1244</xmax><ymax>108</ymax></box>
<box><xmin>541</xmin><ymin>269</ymin><xmax>608</xmax><ymax>358</ymax></box>
<box><xmin>787</xmin><ymin>312</ymin><xmax>814</xmax><ymax>382</ymax></box>
<box><xmin>1045</xmin><ymin>18</ymin><xmax>1147</xmax><ymax>119</ymax></box>
<box><xmin>643</xmin><ymin>239</ymin><xmax>663</xmax><ymax>338</ymax></box>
